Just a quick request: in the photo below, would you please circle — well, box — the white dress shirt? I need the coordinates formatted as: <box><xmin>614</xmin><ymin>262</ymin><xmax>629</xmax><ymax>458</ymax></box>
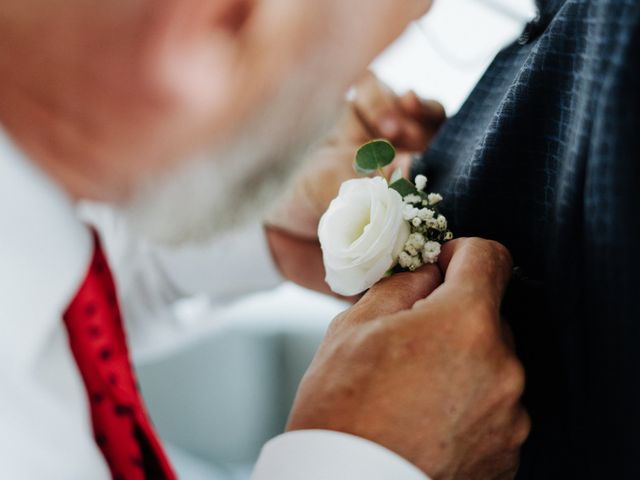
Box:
<box><xmin>0</xmin><ymin>129</ymin><xmax>428</xmax><ymax>480</ymax></box>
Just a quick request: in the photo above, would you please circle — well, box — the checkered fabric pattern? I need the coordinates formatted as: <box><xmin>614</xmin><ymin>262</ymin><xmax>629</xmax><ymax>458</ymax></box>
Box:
<box><xmin>412</xmin><ymin>1</ymin><xmax>640</xmax><ymax>477</ymax></box>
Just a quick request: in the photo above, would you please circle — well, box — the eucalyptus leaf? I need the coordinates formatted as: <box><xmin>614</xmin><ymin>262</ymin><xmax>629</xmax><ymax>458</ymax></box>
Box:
<box><xmin>355</xmin><ymin>139</ymin><xmax>396</xmax><ymax>173</ymax></box>
<box><xmin>389</xmin><ymin>178</ymin><xmax>419</xmax><ymax>198</ymax></box>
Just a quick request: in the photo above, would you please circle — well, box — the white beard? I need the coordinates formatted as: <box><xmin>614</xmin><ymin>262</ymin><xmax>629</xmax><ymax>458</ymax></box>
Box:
<box><xmin>118</xmin><ymin>74</ymin><xmax>343</xmax><ymax>246</ymax></box>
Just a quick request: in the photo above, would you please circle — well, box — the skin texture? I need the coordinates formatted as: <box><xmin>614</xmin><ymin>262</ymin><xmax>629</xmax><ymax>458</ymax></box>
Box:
<box><xmin>288</xmin><ymin>238</ymin><xmax>530</xmax><ymax>479</ymax></box>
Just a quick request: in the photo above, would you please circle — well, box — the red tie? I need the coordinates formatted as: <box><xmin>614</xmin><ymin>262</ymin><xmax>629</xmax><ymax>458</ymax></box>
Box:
<box><xmin>63</xmin><ymin>230</ymin><xmax>176</xmax><ymax>480</ymax></box>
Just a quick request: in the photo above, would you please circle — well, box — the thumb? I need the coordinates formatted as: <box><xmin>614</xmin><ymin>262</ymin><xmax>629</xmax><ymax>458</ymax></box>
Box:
<box><xmin>418</xmin><ymin>237</ymin><xmax>513</xmax><ymax>315</ymax></box>
<box><xmin>348</xmin><ymin>264</ymin><xmax>443</xmax><ymax>323</ymax></box>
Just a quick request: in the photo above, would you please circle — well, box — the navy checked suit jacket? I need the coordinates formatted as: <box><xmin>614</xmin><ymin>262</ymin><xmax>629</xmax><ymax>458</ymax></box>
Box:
<box><xmin>412</xmin><ymin>0</ymin><xmax>640</xmax><ymax>478</ymax></box>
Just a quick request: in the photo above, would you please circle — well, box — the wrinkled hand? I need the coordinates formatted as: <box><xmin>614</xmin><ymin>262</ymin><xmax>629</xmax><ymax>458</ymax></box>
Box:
<box><xmin>287</xmin><ymin>238</ymin><xmax>530</xmax><ymax>480</ymax></box>
<box><xmin>266</xmin><ymin>73</ymin><xmax>446</xmax><ymax>294</ymax></box>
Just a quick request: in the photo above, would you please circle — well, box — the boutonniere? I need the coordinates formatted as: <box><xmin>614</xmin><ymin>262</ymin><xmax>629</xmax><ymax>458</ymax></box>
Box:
<box><xmin>318</xmin><ymin>140</ymin><xmax>453</xmax><ymax>296</ymax></box>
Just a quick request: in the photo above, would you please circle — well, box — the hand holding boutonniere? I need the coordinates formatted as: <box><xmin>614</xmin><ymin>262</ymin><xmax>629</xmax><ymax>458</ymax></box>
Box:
<box><xmin>318</xmin><ymin>140</ymin><xmax>453</xmax><ymax>296</ymax></box>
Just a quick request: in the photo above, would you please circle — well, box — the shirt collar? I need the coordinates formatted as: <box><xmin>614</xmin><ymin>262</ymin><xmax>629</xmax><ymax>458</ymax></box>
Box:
<box><xmin>0</xmin><ymin>128</ymin><xmax>92</xmax><ymax>367</ymax></box>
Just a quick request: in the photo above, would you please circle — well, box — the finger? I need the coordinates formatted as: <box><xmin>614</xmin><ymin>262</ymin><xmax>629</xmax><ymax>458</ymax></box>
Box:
<box><xmin>511</xmin><ymin>408</ymin><xmax>532</xmax><ymax>448</ymax></box>
<box><xmin>377</xmin><ymin>114</ymin><xmax>438</xmax><ymax>150</ymax></box>
<box><xmin>349</xmin><ymin>264</ymin><xmax>443</xmax><ymax>322</ymax></box>
<box><xmin>427</xmin><ymin>238</ymin><xmax>514</xmax><ymax>314</ymax></box>
<box><xmin>398</xmin><ymin>92</ymin><xmax>446</xmax><ymax>126</ymax></box>
<box><xmin>265</xmin><ymin>227</ymin><xmax>332</xmax><ymax>292</ymax></box>
<box><xmin>389</xmin><ymin>95</ymin><xmax>445</xmax><ymax>150</ymax></box>
<box><xmin>493</xmin><ymin>410</ymin><xmax>530</xmax><ymax>480</ymax></box>
<box><xmin>353</xmin><ymin>74</ymin><xmax>445</xmax><ymax>149</ymax></box>
<box><xmin>483</xmin><ymin>409</ymin><xmax>529</xmax><ymax>480</ymax></box>
<box><xmin>377</xmin><ymin>94</ymin><xmax>445</xmax><ymax>148</ymax></box>
<box><xmin>330</xmin><ymin>103</ymin><xmax>372</xmax><ymax>146</ymax></box>
<box><xmin>352</xmin><ymin>71</ymin><xmax>399</xmax><ymax>136</ymax></box>
<box><xmin>501</xmin><ymin>319</ymin><xmax>516</xmax><ymax>351</ymax></box>
<box><xmin>490</xmin><ymin>453</ymin><xmax>521</xmax><ymax>480</ymax></box>
<box><xmin>376</xmin><ymin>114</ymin><xmax>404</xmax><ymax>140</ymax></box>
<box><xmin>394</xmin><ymin>118</ymin><xmax>433</xmax><ymax>151</ymax></box>
<box><xmin>397</xmin><ymin>91</ymin><xmax>424</xmax><ymax>118</ymax></box>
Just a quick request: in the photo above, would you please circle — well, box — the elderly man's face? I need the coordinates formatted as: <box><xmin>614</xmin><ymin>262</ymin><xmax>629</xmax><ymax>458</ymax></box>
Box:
<box><xmin>0</xmin><ymin>0</ymin><xmax>431</xmax><ymax>242</ymax></box>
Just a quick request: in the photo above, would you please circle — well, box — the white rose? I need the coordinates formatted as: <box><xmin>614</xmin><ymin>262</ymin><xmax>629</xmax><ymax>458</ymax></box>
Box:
<box><xmin>318</xmin><ymin>177</ymin><xmax>410</xmax><ymax>296</ymax></box>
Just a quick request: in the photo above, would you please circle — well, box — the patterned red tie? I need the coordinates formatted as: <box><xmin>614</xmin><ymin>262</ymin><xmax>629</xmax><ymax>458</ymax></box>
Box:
<box><xmin>63</xmin><ymin>230</ymin><xmax>176</xmax><ymax>480</ymax></box>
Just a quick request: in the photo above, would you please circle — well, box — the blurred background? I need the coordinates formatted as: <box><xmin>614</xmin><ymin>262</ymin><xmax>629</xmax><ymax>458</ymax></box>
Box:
<box><xmin>135</xmin><ymin>1</ymin><xmax>536</xmax><ymax>478</ymax></box>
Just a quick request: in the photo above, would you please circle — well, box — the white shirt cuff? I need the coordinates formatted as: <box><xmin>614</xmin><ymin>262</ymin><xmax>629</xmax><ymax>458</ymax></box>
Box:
<box><xmin>252</xmin><ymin>430</ymin><xmax>429</xmax><ymax>480</ymax></box>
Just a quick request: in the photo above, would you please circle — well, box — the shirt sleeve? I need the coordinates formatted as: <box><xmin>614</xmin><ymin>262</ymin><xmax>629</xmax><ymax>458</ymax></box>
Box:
<box><xmin>252</xmin><ymin>430</ymin><xmax>429</xmax><ymax>480</ymax></box>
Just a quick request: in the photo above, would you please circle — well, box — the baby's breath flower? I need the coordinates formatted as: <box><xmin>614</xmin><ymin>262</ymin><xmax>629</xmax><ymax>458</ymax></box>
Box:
<box><xmin>426</xmin><ymin>218</ymin><xmax>439</xmax><ymax>229</ymax></box>
<box><xmin>399</xmin><ymin>252</ymin><xmax>414</xmax><ymax>269</ymax></box>
<box><xmin>403</xmin><ymin>205</ymin><xmax>420</xmax><ymax>221</ymax></box>
<box><xmin>412</xmin><ymin>217</ymin><xmax>422</xmax><ymax>227</ymax></box>
<box><xmin>444</xmin><ymin>231</ymin><xmax>454</xmax><ymax>241</ymax></box>
<box><xmin>407</xmin><ymin>232</ymin><xmax>426</xmax><ymax>249</ymax></box>
<box><xmin>428</xmin><ymin>193</ymin><xmax>443</xmax><ymax>206</ymax></box>
<box><xmin>404</xmin><ymin>194</ymin><xmax>422</xmax><ymax>205</ymax></box>
<box><xmin>418</xmin><ymin>208</ymin><xmax>435</xmax><ymax>221</ymax></box>
<box><xmin>405</xmin><ymin>245</ymin><xmax>418</xmax><ymax>256</ymax></box>
<box><xmin>414</xmin><ymin>175</ymin><xmax>428</xmax><ymax>192</ymax></box>
<box><xmin>404</xmin><ymin>233</ymin><xmax>425</xmax><ymax>256</ymax></box>
<box><xmin>409</xmin><ymin>256</ymin><xmax>423</xmax><ymax>271</ymax></box>
<box><xmin>437</xmin><ymin>215</ymin><xmax>448</xmax><ymax>230</ymax></box>
<box><xmin>422</xmin><ymin>241</ymin><xmax>442</xmax><ymax>264</ymax></box>
<box><xmin>400</xmin><ymin>252</ymin><xmax>423</xmax><ymax>272</ymax></box>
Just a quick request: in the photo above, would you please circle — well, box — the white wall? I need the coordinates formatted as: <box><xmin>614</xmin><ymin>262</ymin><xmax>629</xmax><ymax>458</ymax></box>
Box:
<box><xmin>372</xmin><ymin>0</ymin><xmax>536</xmax><ymax>114</ymax></box>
